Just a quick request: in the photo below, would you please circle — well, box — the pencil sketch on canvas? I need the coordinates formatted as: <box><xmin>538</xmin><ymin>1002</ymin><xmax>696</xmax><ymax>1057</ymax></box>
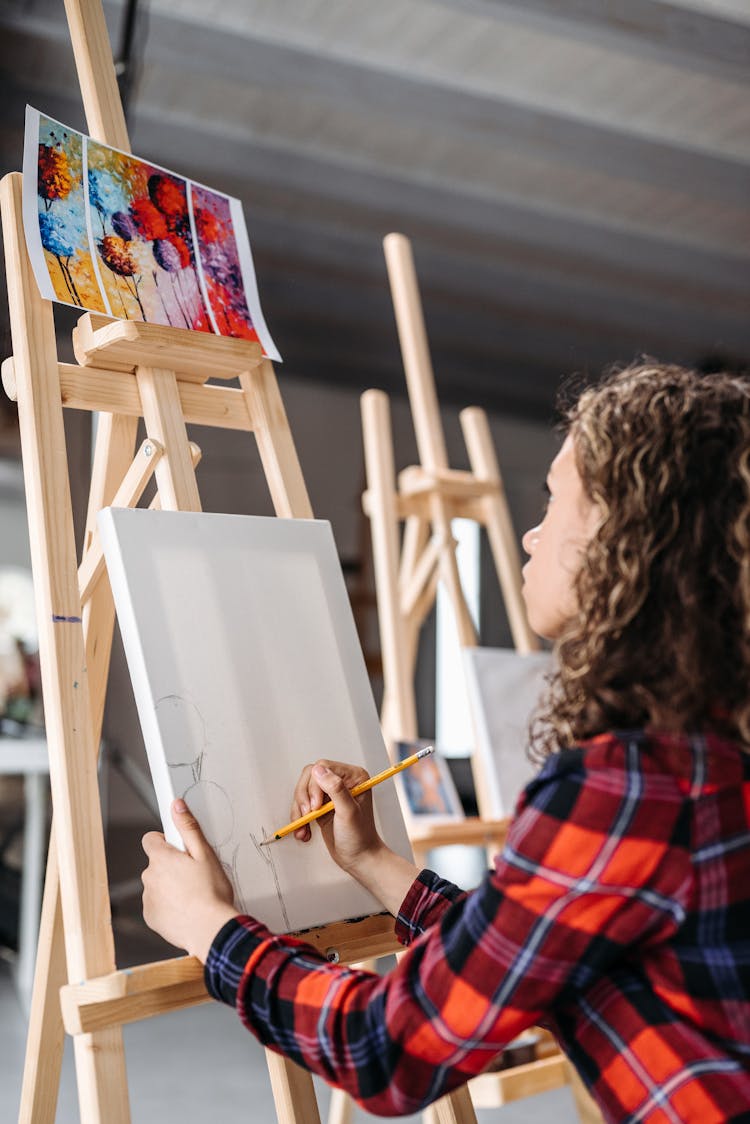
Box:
<box><xmin>98</xmin><ymin>508</ymin><xmax>413</xmax><ymax>934</ymax></box>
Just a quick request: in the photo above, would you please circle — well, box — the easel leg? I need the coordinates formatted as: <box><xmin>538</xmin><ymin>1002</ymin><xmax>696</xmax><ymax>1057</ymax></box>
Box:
<box><xmin>460</xmin><ymin>407</ymin><xmax>537</xmax><ymax>654</ymax></box>
<box><xmin>73</xmin><ymin>1029</ymin><xmax>131</xmax><ymax>1121</ymax></box>
<box><xmin>16</xmin><ymin>770</ymin><xmax>47</xmax><ymax>1006</ymax></box>
<box><xmin>18</xmin><ymin>836</ymin><xmax>66</xmax><ymax>1124</ymax></box>
<box><xmin>361</xmin><ymin>390</ymin><xmax>418</xmax><ymax>744</ymax></box>
<box><xmin>19</xmin><ymin>826</ymin><xmax>132</xmax><ymax>1124</ymax></box>
<box><xmin>239</xmin><ymin>360</ymin><xmax>314</xmax><ymax>520</ymax></box>
<box><xmin>19</xmin><ymin>833</ymin><xmax>131</xmax><ymax>1124</ymax></box>
<box><xmin>427</xmin><ymin>1086</ymin><xmax>477</xmax><ymax>1124</ymax></box>
<box><xmin>399</xmin><ymin>514</ymin><xmax>430</xmax><ymax>592</ymax></box>
<box><xmin>82</xmin><ymin>411</ymin><xmax>140</xmax><ymax>735</ymax></box>
<box><xmin>266</xmin><ymin>1051</ymin><xmax>322</xmax><ymax>1124</ymax></box>
<box><xmin>19</xmin><ymin>409</ymin><xmax>139</xmax><ymax>1122</ymax></box>
<box><xmin>432</xmin><ymin>505</ymin><xmax>477</xmax><ymax>648</ymax></box>
<box><xmin>326</xmin><ymin>1087</ymin><xmax>353</xmax><ymax>1124</ymax></box>
<box><xmin>3</xmin><ymin>172</ymin><xmax>132</xmax><ymax>1123</ymax></box>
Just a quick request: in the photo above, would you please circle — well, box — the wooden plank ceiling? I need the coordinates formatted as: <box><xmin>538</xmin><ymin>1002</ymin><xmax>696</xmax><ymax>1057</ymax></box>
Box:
<box><xmin>1</xmin><ymin>0</ymin><xmax>748</xmax><ymax>418</ymax></box>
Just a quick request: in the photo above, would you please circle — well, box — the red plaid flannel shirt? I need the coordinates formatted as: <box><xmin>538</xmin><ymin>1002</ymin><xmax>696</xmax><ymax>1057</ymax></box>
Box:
<box><xmin>205</xmin><ymin>731</ymin><xmax>750</xmax><ymax>1121</ymax></box>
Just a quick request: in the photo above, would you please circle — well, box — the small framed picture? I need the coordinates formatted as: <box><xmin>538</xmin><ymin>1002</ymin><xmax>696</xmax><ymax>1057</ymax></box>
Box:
<box><xmin>393</xmin><ymin>738</ymin><xmax>464</xmax><ymax>824</ymax></box>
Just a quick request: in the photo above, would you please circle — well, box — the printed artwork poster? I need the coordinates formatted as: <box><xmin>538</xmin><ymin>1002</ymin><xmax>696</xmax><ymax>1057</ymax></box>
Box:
<box><xmin>394</xmin><ymin>738</ymin><xmax>464</xmax><ymax>823</ymax></box>
<box><xmin>22</xmin><ymin>106</ymin><xmax>280</xmax><ymax>361</ymax></box>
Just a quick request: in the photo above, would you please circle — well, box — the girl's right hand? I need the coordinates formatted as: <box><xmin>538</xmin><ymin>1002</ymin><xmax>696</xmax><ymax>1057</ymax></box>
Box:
<box><xmin>290</xmin><ymin>759</ymin><xmax>385</xmax><ymax>874</ymax></box>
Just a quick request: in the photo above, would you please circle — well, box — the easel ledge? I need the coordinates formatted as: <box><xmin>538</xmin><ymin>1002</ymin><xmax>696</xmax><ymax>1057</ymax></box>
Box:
<box><xmin>59</xmin><ymin>911</ymin><xmax>399</xmax><ymax>1036</ymax></box>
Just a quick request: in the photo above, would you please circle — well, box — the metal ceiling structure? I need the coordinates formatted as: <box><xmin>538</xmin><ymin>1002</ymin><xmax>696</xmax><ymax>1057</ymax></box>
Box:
<box><xmin>1</xmin><ymin>0</ymin><xmax>748</xmax><ymax>419</ymax></box>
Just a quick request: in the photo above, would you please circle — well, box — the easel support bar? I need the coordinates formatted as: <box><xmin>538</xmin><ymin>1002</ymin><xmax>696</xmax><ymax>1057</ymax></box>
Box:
<box><xmin>78</xmin><ymin>439</ymin><xmax>164</xmax><ymax>604</ymax></box>
<box><xmin>3</xmin><ymin>359</ymin><xmax>258</xmax><ymax>432</ymax></box>
<box><xmin>60</xmin><ymin>911</ymin><xmax>404</xmax><ymax>1036</ymax></box>
<box><xmin>60</xmin><ymin>957</ymin><xmax>210</xmax><ymax>1035</ymax></box>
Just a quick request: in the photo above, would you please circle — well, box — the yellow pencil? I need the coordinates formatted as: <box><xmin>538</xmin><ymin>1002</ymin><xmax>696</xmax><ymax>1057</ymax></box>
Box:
<box><xmin>261</xmin><ymin>745</ymin><xmax>435</xmax><ymax>843</ymax></box>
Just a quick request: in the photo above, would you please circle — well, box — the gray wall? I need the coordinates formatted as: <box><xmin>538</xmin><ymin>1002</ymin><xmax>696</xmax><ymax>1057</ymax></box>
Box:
<box><xmin>0</xmin><ymin>459</ymin><xmax>30</xmax><ymax>569</ymax></box>
<box><xmin>0</xmin><ymin>408</ymin><xmax>91</xmax><ymax>573</ymax></box>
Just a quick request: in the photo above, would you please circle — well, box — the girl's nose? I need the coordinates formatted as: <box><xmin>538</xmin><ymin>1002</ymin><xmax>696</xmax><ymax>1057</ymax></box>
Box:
<box><xmin>522</xmin><ymin>526</ymin><xmax>540</xmax><ymax>555</ymax></box>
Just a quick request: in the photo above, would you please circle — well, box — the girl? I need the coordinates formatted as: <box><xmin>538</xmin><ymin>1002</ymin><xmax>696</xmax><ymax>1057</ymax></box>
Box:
<box><xmin>142</xmin><ymin>362</ymin><xmax>750</xmax><ymax>1122</ymax></box>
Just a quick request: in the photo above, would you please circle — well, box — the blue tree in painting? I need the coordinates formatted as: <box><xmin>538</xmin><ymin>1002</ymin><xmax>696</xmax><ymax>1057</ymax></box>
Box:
<box><xmin>87</xmin><ymin>168</ymin><xmax>115</xmax><ymax>234</ymax></box>
<box><xmin>38</xmin><ymin>211</ymin><xmax>83</xmax><ymax>306</ymax></box>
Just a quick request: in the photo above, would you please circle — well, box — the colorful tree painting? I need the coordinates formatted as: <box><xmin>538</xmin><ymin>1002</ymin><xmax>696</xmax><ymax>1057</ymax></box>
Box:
<box><xmin>26</xmin><ymin>109</ymin><xmax>278</xmax><ymax>356</ymax></box>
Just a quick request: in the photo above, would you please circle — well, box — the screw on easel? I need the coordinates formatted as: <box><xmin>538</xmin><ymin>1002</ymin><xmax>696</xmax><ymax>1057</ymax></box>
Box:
<box><xmin>325</xmin><ymin>948</ymin><xmax>340</xmax><ymax>963</ymax></box>
<box><xmin>144</xmin><ymin>443</ymin><xmax>153</xmax><ymax>456</ymax></box>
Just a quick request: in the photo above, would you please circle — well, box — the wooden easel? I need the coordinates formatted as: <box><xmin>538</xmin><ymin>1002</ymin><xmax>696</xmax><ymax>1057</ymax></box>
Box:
<box><xmin>360</xmin><ymin>233</ymin><xmax>576</xmax><ymax>1109</ymax></box>
<box><xmin>364</xmin><ymin>233</ymin><xmax>539</xmax><ymax>823</ymax></box>
<box><xmin>1</xmin><ymin>4</ymin><xmax>478</xmax><ymax>1122</ymax></box>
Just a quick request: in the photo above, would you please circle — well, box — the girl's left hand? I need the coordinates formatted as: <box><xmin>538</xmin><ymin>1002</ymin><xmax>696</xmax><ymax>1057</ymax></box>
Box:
<box><xmin>141</xmin><ymin>799</ymin><xmax>237</xmax><ymax>963</ymax></box>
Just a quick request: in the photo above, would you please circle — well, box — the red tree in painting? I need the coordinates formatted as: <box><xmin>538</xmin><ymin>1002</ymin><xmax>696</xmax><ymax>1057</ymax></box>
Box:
<box><xmin>148</xmin><ymin>174</ymin><xmax>187</xmax><ymax>231</ymax></box>
<box><xmin>166</xmin><ymin>234</ymin><xmax>191</xmax><ymax>269</ymax></box>
<box><xmin>129</xmin><ymin>197</ymin><xmax>168</xmax><ymax>241</ymax></box>
<box><xmin>194</xmin><ymin>207</ymin><xmax>224</xmax><ymax>244</ymax></box>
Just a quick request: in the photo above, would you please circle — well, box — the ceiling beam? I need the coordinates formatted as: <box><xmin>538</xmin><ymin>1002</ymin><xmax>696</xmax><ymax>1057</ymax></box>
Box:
<box><xmin>123</xmin><ymin>104</ymin><xmax>750</xmax><ymax>296</ymax></box>
<box><xmin>438</xmin><ymin>0</ymin><xmax>750</xmax><ymax>82</ymax></box>
<box><xmin>138</xmin><ymin>12</ymin><xmax>749</xmax><ymax>185</ymax></box>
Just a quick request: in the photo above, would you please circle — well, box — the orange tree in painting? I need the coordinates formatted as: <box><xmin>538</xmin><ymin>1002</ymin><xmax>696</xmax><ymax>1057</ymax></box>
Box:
<box><xmin>98</xmin><ymin>234</ymin><xmax>146</xmax><ymax>319</ymax></box>
<box><xmin>38</xmin><ymin>144</ymin><xmax>73</xmax><ymax>210</ymax></box>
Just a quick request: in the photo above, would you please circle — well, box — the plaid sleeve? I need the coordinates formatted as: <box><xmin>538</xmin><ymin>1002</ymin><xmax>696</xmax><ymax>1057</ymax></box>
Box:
<box><xmin>204</xmin><ymin>868</ymin><xmax>462</xmax><ymax>1005</ymax></box>
<box><xmin>394</xmin><ymin>869</ymin><xmax>467</xmax><ymax>944</ymax></box>
<box><xmin>205</xmin><ymin>743</ymin><xmax>692</xmax><ymax>1117</ymax></box>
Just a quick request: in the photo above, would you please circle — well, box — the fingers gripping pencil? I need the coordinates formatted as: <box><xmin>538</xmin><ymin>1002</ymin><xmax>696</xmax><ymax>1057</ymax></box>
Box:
<box><xmin>261</xmin><ymin>745</ymin><xmax>434</xmax><ymax>844</ymax></box>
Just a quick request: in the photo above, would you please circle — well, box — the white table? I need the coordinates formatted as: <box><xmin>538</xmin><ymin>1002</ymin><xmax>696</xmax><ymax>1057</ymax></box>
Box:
<box><xmin>0</xmin><ymin>735</ymin><xmax>49</xmax><ymax>1009</ymax></box>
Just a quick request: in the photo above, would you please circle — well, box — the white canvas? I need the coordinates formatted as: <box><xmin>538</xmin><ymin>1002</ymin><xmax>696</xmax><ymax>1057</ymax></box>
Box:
<box><xmin>463</xmin><ymin>647</ymin><xmax>553</xmax><ymax>818</ymax></box>
<box><xmin>98</xmin><ymin>507</ymin><xmax>412</xmax><ymax>934</ymax></box>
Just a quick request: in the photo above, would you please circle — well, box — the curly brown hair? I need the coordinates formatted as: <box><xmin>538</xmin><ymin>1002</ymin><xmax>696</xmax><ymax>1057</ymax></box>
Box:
<box><xmin>531</xmin><ymin>361</ymin><xmax>750</xmax><ymax>759</ymax></box>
